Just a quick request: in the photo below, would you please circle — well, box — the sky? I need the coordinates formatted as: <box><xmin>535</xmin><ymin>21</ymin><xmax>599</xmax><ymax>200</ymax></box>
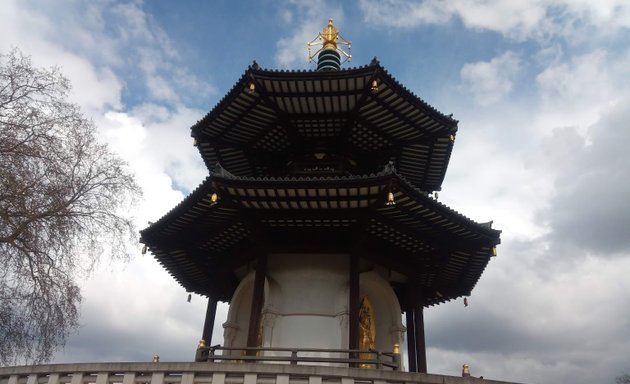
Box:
<box><xmin>1</xmin><ymin>0</ymin><xmax>630</xmax><ymax>383</ymax></box>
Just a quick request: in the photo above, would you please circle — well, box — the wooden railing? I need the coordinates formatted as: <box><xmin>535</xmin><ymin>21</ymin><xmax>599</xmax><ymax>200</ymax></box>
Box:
<box><xmin>194</xmin><ymin>346</ymin><xmax>400</xmax><ymax>370</ymax></box>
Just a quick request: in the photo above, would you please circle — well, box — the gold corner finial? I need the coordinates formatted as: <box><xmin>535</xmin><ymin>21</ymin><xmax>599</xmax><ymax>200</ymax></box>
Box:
<box><xmin>307</xmin><ymin>18</ymin><xmax>352</xmax><ymax>64</ymax></box>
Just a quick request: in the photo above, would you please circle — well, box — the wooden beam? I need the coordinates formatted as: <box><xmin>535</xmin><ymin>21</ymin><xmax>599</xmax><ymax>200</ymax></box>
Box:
<box><xmin>202</xmin><ymin>295</ymin><xmax>218</xmax><ymax>345</ymax></box>
<box><xmin>246</xmin><ymin>253</ymin><xmax>267</xmax><ymax>353</ymax></box>
<box><xmin>348</xmin><ymin>252</ymin><xmax>360</xmax><ymax>366</ymax></box>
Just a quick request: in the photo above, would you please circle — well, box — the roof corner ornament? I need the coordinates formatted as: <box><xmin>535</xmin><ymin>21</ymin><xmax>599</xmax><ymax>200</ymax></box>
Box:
<box><xmin>307</xmin><ymin>18</ymin><xmax>351</xmax><ymax>71</ymax></box>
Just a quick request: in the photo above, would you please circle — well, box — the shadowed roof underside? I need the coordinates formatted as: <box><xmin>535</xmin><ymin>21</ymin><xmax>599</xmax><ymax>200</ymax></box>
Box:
<box><xmin>191</xmin><ymin>59</ymin><xmax>458</xmax><ymax>193</ymax></box>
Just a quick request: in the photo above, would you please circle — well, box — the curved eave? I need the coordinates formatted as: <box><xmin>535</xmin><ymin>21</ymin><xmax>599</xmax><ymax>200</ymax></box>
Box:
<box><xmin>189</xmin><ymin>60</ymin><xmax>458</xmax><ymax>191</ymax></box>
<box><xmin>140</xmin><ymin>168</ymin><xmax>500</xmax><ymax>305</ymax></box>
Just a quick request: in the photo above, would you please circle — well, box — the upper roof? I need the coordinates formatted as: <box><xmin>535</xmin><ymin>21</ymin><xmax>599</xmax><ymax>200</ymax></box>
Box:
<box><xmin>191</xmin><ymin>59</ymin><xmax>458</xmax><ymax>192</ymax></box>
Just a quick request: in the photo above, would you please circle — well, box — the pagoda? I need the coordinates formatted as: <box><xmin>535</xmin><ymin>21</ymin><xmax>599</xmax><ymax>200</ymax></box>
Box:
<box><xmin>140</xmin><ymin>18</ymin><xmax>501</xmax><ymax>373</ymax></box>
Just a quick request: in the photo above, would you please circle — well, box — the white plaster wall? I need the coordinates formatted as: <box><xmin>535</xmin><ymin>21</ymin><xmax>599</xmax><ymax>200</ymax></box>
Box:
<box><xmin>223</xmin><ymin>253</ymin><xmax>404</xmax><ymax>365</ymax></box>
<box><xmin>265</xmin><ymin>253</ymin><xmax>348</xmax><ymax>350</ymax></box>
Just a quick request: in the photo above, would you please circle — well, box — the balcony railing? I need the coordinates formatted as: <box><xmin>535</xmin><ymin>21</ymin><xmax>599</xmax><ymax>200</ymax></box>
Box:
<box><xmin>194</xmin><ymin>346</ymin><xmax>400</xmax><ymax>370</ymax></box>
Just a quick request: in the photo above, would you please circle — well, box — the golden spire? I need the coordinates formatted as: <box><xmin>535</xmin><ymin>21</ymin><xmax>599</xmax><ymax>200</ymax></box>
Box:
<box><xmin>322</xmin><ymin>18</ymin><xmax>338</xmax><ymax>49</ymax></box>
<box><xmin>308</xmin><ymin>18</ymin><xmax>352</xmax><ymax>65</ymax></box>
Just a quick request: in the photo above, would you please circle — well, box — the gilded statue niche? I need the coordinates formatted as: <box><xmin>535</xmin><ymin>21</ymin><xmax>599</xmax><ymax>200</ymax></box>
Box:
<box><xmin>359</xmin><ymin>295</ymin><xmax>376</xmax><ymax>368</ymax></box>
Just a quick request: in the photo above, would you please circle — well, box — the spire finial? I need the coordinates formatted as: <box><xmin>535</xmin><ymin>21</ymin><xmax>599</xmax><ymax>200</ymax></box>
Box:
<box><xmin>322</xmin><ymin>18</ymin><xmax>338</xmax><ymax>49</ymax></box>
<box><xmin>308</xmin><ymin>18</ymin><xmax>351</xmax><ymax>70</ymax></box>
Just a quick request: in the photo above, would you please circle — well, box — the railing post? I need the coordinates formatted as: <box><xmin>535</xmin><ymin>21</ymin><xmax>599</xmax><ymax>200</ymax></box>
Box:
<box><xmin>277</xmin><ymin>375</ymin><xmax>290</xmax><ymax>384</ymax></box>
<box><xmin>47</xmin><ymin>373</ymin><xmax>60</xmax><ymax>384</ymax></box>
<box><xmin>150</xmin><ymin>372</ymin><xmax>165</xmax><ymax>384</ymax></box>
<box><xmin>122</xmin><ymin>373</ymin><xmax>136</xmax><ymax>384</ymax></box>
<box><xmin>96</xmin><ymin>373</ymin><xmax>109</xmax><ymax>384</ymax></box>
<box><xmin>70</xmin><ymin>373</ymin><xmax>84</xmax><ymax>384</ymax></box>
<box><xmin>291</xmin><ymin>350</ymin><xmax>298</xmax><ymax>365</ymax></box>
<box><xmin>393</xmin><ymin>343</ymin><xmax>401</xmax><ymax>371</ymax></box>
<box><xmin>212</xmin><ymin>373</ymin><xmax>226</xmax><ymax>384</ymax></box>
<box><xmin>181</xmin><ymin>373</ymin><xmax>194</xmax><ymax>384</ymax></box>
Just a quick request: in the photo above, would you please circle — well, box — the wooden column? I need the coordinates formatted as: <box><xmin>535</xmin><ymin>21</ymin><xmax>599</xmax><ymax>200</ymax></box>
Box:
<box><xmin>348</xmin><ymin>252</ymin><xmax>360</xmax><ymax>365</ymax></box>
<box><xmin>414</xmin><ymin>305</ymin><xmax>427</xmax><ymax>373</ymax></box>
<box><xmin>246</xmin><ymin>253</ymin><xmax>267</xmax><ymax>353</ymax></box>
<box><xmin>405</xmin><ymin>309</ymin><xmax>417</xmax><ymax>372</ymax></box>
<box><xmin>407</xmin><ymin>276</ymin><xmax>427</xmax><ymax>373</ymax></box>
<box><xmin>202</xmin><ymin>295</ymin><xmax>218</xmax><ymax>345</ymax></box>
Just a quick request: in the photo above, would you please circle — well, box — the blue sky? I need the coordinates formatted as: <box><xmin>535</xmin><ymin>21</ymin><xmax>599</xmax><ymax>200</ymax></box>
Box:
<box><xmin>2</xmin><ymin>1</ymin><xmax>630</xmax><ymax>383</ymax></box>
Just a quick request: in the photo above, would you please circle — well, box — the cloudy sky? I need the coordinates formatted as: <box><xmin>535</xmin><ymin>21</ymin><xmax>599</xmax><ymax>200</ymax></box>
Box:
<box><xmin>2</xmin><ymin>1</ymin><xmax>630</xmax><ymax>383</ymax></box>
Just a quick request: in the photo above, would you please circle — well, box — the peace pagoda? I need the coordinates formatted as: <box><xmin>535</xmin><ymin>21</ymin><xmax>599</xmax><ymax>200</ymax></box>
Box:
<box><xmin>0</xmin><ymin>19</ymin><xmax>517</xmax><ymax>384</ymax></box>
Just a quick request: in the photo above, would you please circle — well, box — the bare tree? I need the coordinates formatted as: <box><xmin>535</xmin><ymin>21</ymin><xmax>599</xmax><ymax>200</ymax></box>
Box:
<box><xmin>617</xmin><ymin>374</ymin><xmax>630</xmax><ymax>384</ymax></box>
<box><xmin>0</xmin><ymin>48</ymin><xmax>141</xmax><ymax>365</ymax></box>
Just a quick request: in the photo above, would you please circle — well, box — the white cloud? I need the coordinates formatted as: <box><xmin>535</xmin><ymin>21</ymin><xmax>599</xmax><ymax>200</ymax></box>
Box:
<box><xmin>275</xmin><ymin>1</ymin><xmax>344</xmax><ymax>69</ymax></box>
<box><xmin>359</xmin><ymin>0</ymin><xmax>452</xmax><ymax>28</ymax></box>
<box><xmin>536</xmin><ymin>50</ymin><xmax>613</xmax><ymax>109</ymax></box>
<box><xmin>459</xmin><ymin>51</ymin><xmax>521</xmax><ymax>106</ymax></box>
<box><xmin>537</xmin><ymin>96</ymin><xmax>630</xmax><ymax>257</ymax></box>
<box><xmin>358</xmin><ymin>0</ymin><xmax>630</xmax><ymax>41</ymax></box>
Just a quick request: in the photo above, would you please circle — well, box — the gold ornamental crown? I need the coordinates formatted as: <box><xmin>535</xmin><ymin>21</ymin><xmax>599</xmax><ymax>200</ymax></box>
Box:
<box><xmin>307</xmin><ymin>18</ymin><xmax>352</xmax><ymax>63</ymax></box>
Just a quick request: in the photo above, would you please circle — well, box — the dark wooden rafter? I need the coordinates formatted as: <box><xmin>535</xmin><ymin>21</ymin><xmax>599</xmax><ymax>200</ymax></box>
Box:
<box><xmin>142</xmin><ymin>168</ymin><xmax>498</xmax><ymax>304</ymax></box>
<box><xmin>187</xmin><ymin>63</ymin><xmax>459</xmax><ymax>191</ymax></box>
<box><xmin>420</xmin><ymin>139</ymin><xmax>436</xmax><ymax>191</ymax></box>
<box><xmin>376</xmin><ymin>207</ymin><xmax>474</xmax><ymax>250</ymax></box>
<box><xmin>338</xmin><ymin>67</ymin><xmax>382</xmax><ymax>148</ymax></box>
<box><xmin>359</xmin><ymin>237</ymin><xmax>428</xmax><ymax>277</ymax></box>
<box><xmin>247</xmin><ymin>73</ymin><xmax>301</xmax><ymax>146</ymax></box>
<box><xmin>153</xmin><ymin>242</ymin><xmax>210</xmax><ymax>272</ymax></box>
<box><xmin>364</xmin><ymin>85</ymin><xmax>447</xmax><ymax>139</ymax></box>
<box><xmin>453</xmin><ymin>248</ymin><xmax>491</xmax><ymax>297</ymax></box>
<box><xmin>371</xmin><ymin>210</ymin><xmax>449</xmax><ymax>252</ymax></box>
<box><xmin>353</xmin><ymin>113</ymin><xmax>403</xmax><ymax>148</ymax></box>
<box><xmin>151</xmin><ymin>212</ymin><xmax>246</xmax><ymax>253</ymax></box>
<box><xmin>213</xmin><ymin>174</ymin><xmax>391</xmax><ymax>197</ymax></box>
<box><xmin>194</xmin><ymin>131</ymin><xmax>267</xmax><ymax>152</ymax></box>
<box><xmin>199</xmin><ymin>91</ymin><xmax>261</xmax><ymax>138</ymax></box>
<box><xmin>391</xmin><ymin>185</ymin><xmax>499</xmax><ymax>245</ymax></box>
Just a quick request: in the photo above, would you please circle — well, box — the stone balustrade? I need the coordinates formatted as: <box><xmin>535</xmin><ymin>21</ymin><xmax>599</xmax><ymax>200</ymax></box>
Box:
<box><xmin>0</xmin><ymin>362</ymin><xmax>519</xmax><ymax>384</ymax></box>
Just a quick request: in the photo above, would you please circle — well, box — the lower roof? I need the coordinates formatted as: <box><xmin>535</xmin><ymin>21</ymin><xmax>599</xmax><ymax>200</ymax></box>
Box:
<box><xmin>140</xmin><ymin>165</ymin><xmax>500</xmax><ymax>306</ymax></box>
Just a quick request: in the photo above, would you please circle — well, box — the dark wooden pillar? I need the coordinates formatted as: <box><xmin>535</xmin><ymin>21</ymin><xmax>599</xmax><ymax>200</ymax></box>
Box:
<box><xmin>405</xmin><ymin>309</ymin><xmax>417</xmax><ymax>372</ymax></box>
<box><xmin>246</xmin><ymin>253</ymin><xmax>267</xmax><ymax>354</ymax></box>
<box><xmin>407</xmin><ymin>276</ymin><xmax>427</xmax><ymax>373</ymax></box>
<box><xmin>202</xmin><ymin>295</ymin><xmax>218</xmax><ymax>345</ymax></box>
<box><xmin>349</xmin><ymin>252</ymin><xmax>360</xmax><ymax>365</ymax></box>
<box><xmin>414</xmin><ymin>304</ymin><xmax>427</xmax><ymax>373</ymax></box>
